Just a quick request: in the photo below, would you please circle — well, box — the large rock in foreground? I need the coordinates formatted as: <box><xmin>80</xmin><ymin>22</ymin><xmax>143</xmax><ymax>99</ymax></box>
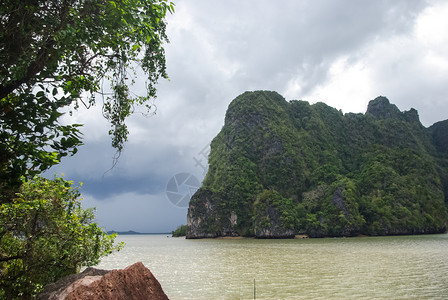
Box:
<box><xmin>38</xmin><ymin>262</ymin><xmax>169</xmax><ymax>300</ymax></box>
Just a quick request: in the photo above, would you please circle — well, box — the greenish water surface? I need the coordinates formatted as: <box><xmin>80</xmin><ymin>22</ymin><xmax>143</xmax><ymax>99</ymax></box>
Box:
<box><xmin>95</xmin><ymin>234</ymin><xmax>448</xmax><ymax>299</ymax></box>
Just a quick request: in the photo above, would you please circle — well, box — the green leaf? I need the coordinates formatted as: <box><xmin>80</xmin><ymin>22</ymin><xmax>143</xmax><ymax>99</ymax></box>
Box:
<box><xmin>132</xmin><ymin>44</ymin><xmax>140</xmax><ymax>51</ymax></box>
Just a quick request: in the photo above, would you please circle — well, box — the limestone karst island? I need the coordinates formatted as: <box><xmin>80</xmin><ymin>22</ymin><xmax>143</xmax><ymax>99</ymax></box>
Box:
<box><xmin>187</xmin><ymin>91</ymin><xmax>448</xmax><ymax>239</ymax></box>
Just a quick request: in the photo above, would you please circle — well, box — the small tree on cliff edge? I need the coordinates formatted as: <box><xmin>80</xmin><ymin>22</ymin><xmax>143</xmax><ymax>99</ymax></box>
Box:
<box><xmin>0</xmin><ymin>0</ymin><xmax>175</xmax><ymax>200</ymax></box>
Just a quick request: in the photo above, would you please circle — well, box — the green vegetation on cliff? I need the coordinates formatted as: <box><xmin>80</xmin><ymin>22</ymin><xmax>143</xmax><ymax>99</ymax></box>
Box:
<box><xmin>172</xmin><ymin>225</ymin><xmax>187</xmax><ymax>237</ymax></box>
<box><xmin>187</xmin><ymin>91</ymin><xmax>448</xmax><ymax>238</ymax></box>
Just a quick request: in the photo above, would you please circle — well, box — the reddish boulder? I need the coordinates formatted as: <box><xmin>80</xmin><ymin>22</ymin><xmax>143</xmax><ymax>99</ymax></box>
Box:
<box><xmin>38</xmin><ymin>262</ymin><xmax>169</xmax><ymax>300</ymax></box>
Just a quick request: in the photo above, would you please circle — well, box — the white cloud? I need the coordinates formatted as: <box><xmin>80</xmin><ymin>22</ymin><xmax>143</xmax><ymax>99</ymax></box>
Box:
<box><xmin>415</xmin><ymin>1</ymin><xmax>448</xmax><ymax>49</ymax></box>
<box><xmin>291</xmin><ymin>56</ymin><xmax>374</xmax><ymax>114</ymax></box>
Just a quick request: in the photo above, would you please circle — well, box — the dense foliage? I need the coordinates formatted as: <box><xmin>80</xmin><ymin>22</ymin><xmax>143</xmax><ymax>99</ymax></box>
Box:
<box><xmin>187</xmin><ymin>91</ymin><xmax>448</xmax><ymax>238</ymax></box>
<box><xmin>171</xmin><ymin>224</ymin><xmax>187</xmax><ymax>237</ymax></box>
<box><xmin>0</xmin><ymin>176</ymin><xmax>122</xmax><ymax>299</ymax></box>
<box><xmin>0</xmin><ymin>0</ymin><xmax>174</xmax><ymax>199</ymax></box>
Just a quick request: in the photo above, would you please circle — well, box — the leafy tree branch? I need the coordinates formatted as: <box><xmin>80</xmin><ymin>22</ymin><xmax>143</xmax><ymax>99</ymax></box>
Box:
<box><xmin>1</xmin><ymin>0</ymin><xmax>174</xmax><ymax>197</ymax></box>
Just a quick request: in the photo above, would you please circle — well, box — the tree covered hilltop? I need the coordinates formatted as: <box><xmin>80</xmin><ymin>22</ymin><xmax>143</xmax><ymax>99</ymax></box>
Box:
<box><xmin>187</xmin><ymin>91</ymin><xmax>448</xmax><ymax>238</ymax></box>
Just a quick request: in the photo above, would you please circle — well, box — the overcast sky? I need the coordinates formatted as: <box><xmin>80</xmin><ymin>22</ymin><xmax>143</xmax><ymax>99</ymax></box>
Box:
<box><xmin>47</xmin><ymin>0</ymin><xmax>448</xmax><ymax>233</ymax></box>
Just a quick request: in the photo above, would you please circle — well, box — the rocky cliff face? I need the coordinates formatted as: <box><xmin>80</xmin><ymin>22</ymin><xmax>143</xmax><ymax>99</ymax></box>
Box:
<box><xmin>366</xmin><ymin>96</ymin><xmax>401</xmax><ymax>119</ymax></box>
<box><xmin>37</xmin><ymin>262</ymin><xmax>169</xmax><ymax>300</ymax></box>
<box><xmin>429</xmin><ymin>120</ymin><xmax>448</xmax><ymax>157</ymax></box>
<box><xmin>187</xmin><ymin>91</ymin><xmax>448</xmax><ymax>238</ymax></box>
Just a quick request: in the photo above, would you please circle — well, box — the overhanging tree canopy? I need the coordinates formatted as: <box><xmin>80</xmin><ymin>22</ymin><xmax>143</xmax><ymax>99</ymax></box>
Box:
<box><xmin>0</xmin><ymin>0</ymin><xmax>174</xmax><ymax>196</ymax></box>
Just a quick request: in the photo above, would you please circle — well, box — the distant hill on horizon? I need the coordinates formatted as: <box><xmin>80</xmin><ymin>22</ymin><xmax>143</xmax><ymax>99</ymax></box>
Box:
<box><xmin>106</xmin><ymin>230</ymin><xmax>170</xmax><ymax>235</ymax></box>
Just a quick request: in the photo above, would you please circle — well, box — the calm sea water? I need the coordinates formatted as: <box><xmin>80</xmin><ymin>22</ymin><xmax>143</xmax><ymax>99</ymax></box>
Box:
<box><xmin>95</xmin><ymin>234</ymin><xmax>448</xmax><ymax>299</ymax></box>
